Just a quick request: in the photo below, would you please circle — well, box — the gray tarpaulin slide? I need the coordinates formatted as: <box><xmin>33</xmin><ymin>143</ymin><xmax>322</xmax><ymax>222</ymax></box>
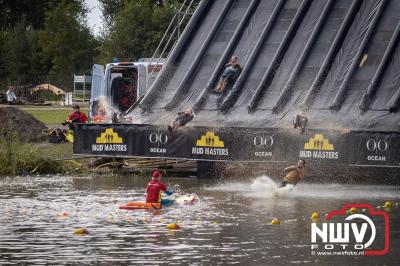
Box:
<box><xmin>126</xmin><ymin>0</ymin><xmax>400</xmax><ymax>132</ymax></box>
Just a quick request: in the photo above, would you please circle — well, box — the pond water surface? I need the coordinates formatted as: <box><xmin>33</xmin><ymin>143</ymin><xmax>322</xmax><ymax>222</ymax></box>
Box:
<box><xmin>0</xmin><ymin>175</ymin><xmax>399</xmax><ymax>265</ymax></box>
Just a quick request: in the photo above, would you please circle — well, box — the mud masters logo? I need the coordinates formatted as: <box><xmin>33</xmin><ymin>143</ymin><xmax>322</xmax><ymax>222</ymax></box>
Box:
<box><xmin>92</xmin><ymin>128</ymin><xmax>127</xmax><ymax>153</ymax></box>
<box><xmin>300</xmin><ymin>134</ymin><xmax>339</xmax><ymax>160</ymax></box>
<box><xmin>191</xmin><ymin>131</ymin><xmax>228</xmax><ymax>156</ymax></box>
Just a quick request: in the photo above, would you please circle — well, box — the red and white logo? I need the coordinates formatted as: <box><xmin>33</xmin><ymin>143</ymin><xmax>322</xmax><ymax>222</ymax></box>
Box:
<box><xmin>311</xmin><ymin>204</ymin><xmax>389</xmax><ymax>256</ymax></box>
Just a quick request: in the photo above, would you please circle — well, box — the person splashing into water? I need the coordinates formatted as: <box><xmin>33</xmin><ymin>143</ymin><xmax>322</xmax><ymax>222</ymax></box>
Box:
<box><xmin>146</xmin><ymin>170</ymin><xmax>174</xmax><ymax>206</ymax></box>
<box><xmin>279</xmin><ymin>159</ymin><xmax>306</xmax><ymax>188</ymax></box>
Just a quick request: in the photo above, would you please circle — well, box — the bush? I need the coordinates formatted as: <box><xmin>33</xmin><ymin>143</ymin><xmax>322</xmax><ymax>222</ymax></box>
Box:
<box><xmin>0</xmin><ymin>133</ymin><xmax>68</xmax><ymax>176</ymax></box>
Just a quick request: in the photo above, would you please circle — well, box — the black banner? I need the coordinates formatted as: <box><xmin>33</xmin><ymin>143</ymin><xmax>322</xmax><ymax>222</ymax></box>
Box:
<box><xmin>73</xmin><ymin>124</ymin><xmax>400</xmax><ymax>167</ymax></box>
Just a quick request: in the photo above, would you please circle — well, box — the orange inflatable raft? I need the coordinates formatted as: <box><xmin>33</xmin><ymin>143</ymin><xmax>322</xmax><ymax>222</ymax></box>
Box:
<box><xmin>119</xmin><ymin>202</ymin><xmax>161</xmax><ymax>210</ymax></box>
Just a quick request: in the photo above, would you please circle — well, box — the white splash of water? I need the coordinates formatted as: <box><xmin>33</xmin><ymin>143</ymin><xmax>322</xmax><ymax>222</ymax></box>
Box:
<box><xmin>206</xmin><ymin>176</ymin><xmax>400</xmax><ymax>200</ymax></box>
<box><xmin>206</xmin><ymin>176</ymin><xmax>291</xmax><ymax>199</ymax></box>
<box><xmin>248</xmin><ymin>176</ymin><xmax>292</xmax><ymax>198</ymax></box>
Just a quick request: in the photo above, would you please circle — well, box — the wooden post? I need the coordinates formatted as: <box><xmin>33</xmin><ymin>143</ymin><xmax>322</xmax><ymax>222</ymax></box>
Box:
<box><xmin>83</xmin><ymin>74</ymin><xmax>86</xmax><ymax>101</ymax></box>
<box><xmin>73</xmin><ymin>74</ymin><xmax>76</xmax><ymax>102</ymax></box>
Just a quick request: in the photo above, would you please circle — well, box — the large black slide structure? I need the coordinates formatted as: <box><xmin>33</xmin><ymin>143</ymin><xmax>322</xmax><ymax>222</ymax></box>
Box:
<box><xmin>75</xmin><ymin>0</ymin><xmax>400</xmax><ymax>174</ymax></box>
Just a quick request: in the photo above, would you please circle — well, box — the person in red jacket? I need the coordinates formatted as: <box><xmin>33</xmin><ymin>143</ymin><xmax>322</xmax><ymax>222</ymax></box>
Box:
<box><xmin>68</xmin><ymin>105</ymin><xmax>88</xmax><ymax>123</ymax></box>
<box><xmin>146</xmin><ymin>170</ymin><xmax>174</xmax><ymax>206</ymax></box>
<box><xmin>63</xmin><ymin>105</ymin><xmax>88</xmax><ymax>130</ymax></box>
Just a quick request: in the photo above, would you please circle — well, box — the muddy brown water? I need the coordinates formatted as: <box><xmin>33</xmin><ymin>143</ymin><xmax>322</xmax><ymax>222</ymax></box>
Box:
<box><xmin>0</xmin><ymin>175</ymin><xmax>399</xmax><ymax>265</ymax></box>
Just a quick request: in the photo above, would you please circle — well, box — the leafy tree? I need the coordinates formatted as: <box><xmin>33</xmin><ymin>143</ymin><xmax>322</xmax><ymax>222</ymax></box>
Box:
<box><xmin>97</xmin><ymin>0</ymin><xmax>189</xmax><ymax>63</ymax></box>
<box><xmin>0</xmin><ymin>0</ymin><xmax>200</xmax><ymax>85</ymax></box>
<box><xmin>98</xmin><ymin>0</ymin><xmax>124</xmax><ymax>27</ymax></box>
<box><xmin>0</xmin><ymin>19</ymin><xmax>46</xmax><ymax>86</ymax></box>
<box><xmin>2</xmin><ymin>20</ymin><xmax>33</xmax><ymax>76</ymax></box>
<box><xmin>0</xmin><ymin>0</ymin><xmax>64</xmax><ymax>30</ymax></box>
<box><xmin>0</xmin><ymin>30</ymin><xmax>8</xmax><ymax>79</ymax></box>
<box><xmin>38</xmin><ymin>1</ymin><xmax>98</xmax><ymax>75</ymax></box>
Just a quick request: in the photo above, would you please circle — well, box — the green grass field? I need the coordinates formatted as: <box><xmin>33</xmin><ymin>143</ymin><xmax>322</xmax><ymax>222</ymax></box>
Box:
<box><xmin>22</xmin><ymin>108</ymin><xmax>89</xmax><ymax>125</ymax></box>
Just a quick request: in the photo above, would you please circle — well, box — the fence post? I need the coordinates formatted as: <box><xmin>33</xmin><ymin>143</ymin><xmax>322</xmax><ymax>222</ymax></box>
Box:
<box><xmin>73</xmin><ymin>74</ymin><xmax>76</xmax><ymax>102</ymax></box>
<box><xmin>83</xmin><ymin>74</ymin><xmax>86</xmax><ymax>101</ymax></box>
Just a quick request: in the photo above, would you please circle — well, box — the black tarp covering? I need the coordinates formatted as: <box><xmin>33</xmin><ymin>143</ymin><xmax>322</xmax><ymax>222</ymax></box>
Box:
<box><xmin>125</xmin><ymin>0</ymin><xmax>400</xmax><ymax>133</ymax></box>
<box><xmin>74</xmin><ymin>124</ymin><xmax>400</xmax><ymax>167</ymax></box>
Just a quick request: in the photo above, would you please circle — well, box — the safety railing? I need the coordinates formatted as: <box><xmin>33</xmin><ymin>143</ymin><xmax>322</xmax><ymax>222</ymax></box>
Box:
<box><xmin>146</xmin><ymin>0</ymin><xmax>196</xmax><ymax>85</ymax></box>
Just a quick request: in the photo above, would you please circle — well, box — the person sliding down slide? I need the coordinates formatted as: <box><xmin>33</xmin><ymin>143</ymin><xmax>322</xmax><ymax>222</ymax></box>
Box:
<box><xmin>215</xmin><ymin>55</ymin><xmax>242</xmax><ymax>93</ymax></box>
<box><xmin>168</xmin><ymin>108</ymin><xmax>194</xmax><ymax>135</ymax></box>
<box><xmin>279</xmin><ymin>160</ymin><xmax>306</xmax><ymax>189</ymax></box>
<box><xmin>146</xmin><ymin>170</ymin><xmax>174</xmax><ymax>206</ymax></box>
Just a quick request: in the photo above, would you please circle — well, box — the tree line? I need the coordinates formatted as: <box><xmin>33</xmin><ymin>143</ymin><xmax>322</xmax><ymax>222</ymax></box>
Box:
<box><xmin>0</xmin><ymin>0</ymin><xmax>196</xmax><ymax>89</ymax></box>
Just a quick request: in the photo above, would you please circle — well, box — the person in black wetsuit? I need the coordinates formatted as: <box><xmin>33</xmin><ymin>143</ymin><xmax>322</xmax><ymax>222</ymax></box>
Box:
<box><xmin>215</xmin><ymin>56</ymin><xmax>242</xmax><ymax>93</ymax></box>
<box><xmin>168</xmin><ymin>108</ymin><xmax>194</xmax><ymax>135</ymax></box>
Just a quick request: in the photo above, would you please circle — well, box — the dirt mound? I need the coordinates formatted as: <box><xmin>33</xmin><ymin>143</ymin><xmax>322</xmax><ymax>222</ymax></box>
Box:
<box><xmin>0</xmin><ymin>107</ymin><xmax>47</xmax><ymax>142</ymax></box>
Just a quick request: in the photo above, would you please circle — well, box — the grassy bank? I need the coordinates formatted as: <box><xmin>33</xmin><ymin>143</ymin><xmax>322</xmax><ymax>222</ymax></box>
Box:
<box><xmin>22</xmin><ymin>108</ymin><xmax>89</xmax><ymax>126</ymax></box>
<box><xmin>0</xmin><ymin>135</ymin><xmax>75</xmax><ymax>176</ymax></box>
<box><xmin>0</xmin><ymin>105</ymin><xmax>91</xmax><ymax>176</ymax></box>
<box><xmin>23</xmin><ymin>109</ymin><xmax>71</xmax><ymax>125</ymax></box>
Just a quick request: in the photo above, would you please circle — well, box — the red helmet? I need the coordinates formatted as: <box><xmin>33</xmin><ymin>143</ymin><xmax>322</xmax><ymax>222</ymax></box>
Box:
<box><xmin>151</xmin><ymin>170</ymin><xmax>162</xmax><ymax>179</ymax></box>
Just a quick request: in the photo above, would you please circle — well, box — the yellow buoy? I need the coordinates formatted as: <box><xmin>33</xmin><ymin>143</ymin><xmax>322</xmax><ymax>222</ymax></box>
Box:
<box><xmin>74</xmin><ymin>228</ymin><xmax>88</xmax><ymax>235</ymax></box>
<box><xmin>166</xmin><ymin>223</ymin><xmax>180</xmax><ymax>230</ymax></box>
<box><xmin>383</xmin><ymin>201</ymin><xmax>393</xmax><ymax>208</ymax></box>
<box><xmin>311</xmin><ymin>212</ymin><xmax>319</xmax><ymax>220</ymax></box>
<box><xmin>271</xmin><ymin>218</ymin><xmax>280</xmax><ymax>225</ymax></box>
<box><xmin>350</xmin><ymin>207</ymin><xmax>357</xmax><ymax>214</ymax></box>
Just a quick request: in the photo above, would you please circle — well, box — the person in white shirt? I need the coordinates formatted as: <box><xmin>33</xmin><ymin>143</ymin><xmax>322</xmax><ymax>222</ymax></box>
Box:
<box><xmin>6</xmin><ymin>88</ymin><xmax>17</xmax><ymax>104</ymax></box>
